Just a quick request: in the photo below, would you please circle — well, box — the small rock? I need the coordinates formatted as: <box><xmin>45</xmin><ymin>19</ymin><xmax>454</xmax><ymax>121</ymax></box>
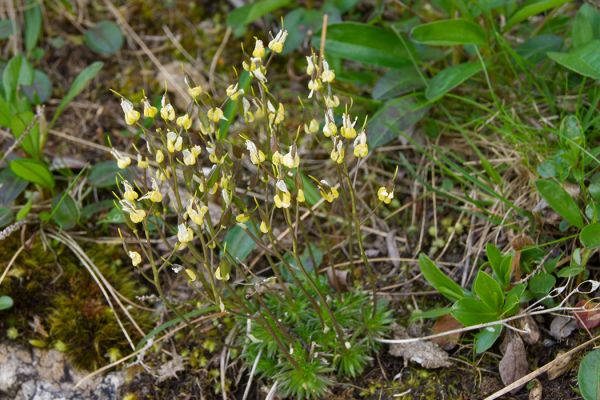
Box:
<box><xmin>388</xmin><ymin>324</ymin><xmax>451</xmax><ymax>369</ymax></box>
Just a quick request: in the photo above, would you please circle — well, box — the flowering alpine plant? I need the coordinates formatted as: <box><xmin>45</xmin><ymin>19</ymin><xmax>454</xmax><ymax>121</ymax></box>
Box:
<box><xmin>112</xmin><ymin>27</ymin><xmax>395</xmax><ymax>398</ymax></box>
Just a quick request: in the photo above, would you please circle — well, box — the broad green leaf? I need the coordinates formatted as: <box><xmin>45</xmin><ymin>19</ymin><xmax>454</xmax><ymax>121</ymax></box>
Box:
<box><xmin>367</xmin><ymin>95</ymin><xmax>429</xmax><ymax>149</ymax></box>
<box><xmin>425</xmin><ymin>62</ymin><xmax>482</xmax><ymax>100</ymax></box>
<box><xmin>580</xmin><ymin>223</ymin><xmax>600</xmax><ymax>248</ymax></box>
<box><xmin>16</xmin><ymin>197</ymin><xmax>33</xmax><ymax>221</ymax></box>
<box><xmin>24</xmin><ymin>0</ymin><xmax>42</xmax><ymax>53</ymax></box>
<box><xmin>223</xmin><ymin>223</ymin><xmax>257</xmax><ymax>262</ymax></box>
<box><xmin>313</xmin><ymin>22</ymin><xmax>413</xmax><ymax>68</ymax></box>
<box><xmin>0</xmin><ymin>97</ymin><xmax>10</xmax><ymax>127</ymax></box>
<box><xmin>503</xmin><ymin>283</ymin><xmax>526</xmax><ymax>316</ymax></box>
<box><xmin>548</xmin><ymin>40</ymin><xmax>600</xmax><ymax>80</ymax></box>
<box><xmin>579</xmin><ymin>349</ymin><xmax>600</xmax><ymax>400</ymax></box>
<box><xmin>515</xmin><ymin>34</ymin><xmax>563</xmax><ymax>62</ymax></box>
<box><xmin>418</xmin><ymin>254</ymin><xmax>466</xmax><ymax>302</ymax></box>
<box><xmin>218</xmin><ymin>71</ymin><xmax>251</xmax><ymax>140</ymax></box>
<box><xmin>9</xmin><ymin>157</ymin><xmax>55</xmax><ymax>188</ymax></box>
<box><xmin>452</xmin><ymin>297</ymin><xmax>499</xmax><ymax>326</ymax></box>
<box><xmin>411</xmin><ymin>19</ymin><xmax>486</xmax><ymax>46</ymax></box>
<box><xmin>0</xmin><ymin>168</ymin><xmax>28</xmax><ymax>205</ymax></box>
<box><xmin>80</xmin><ymin>199</ymin><xmax>113</xmax><ymax>221</ymax></box>
<box><xmin>0</xmin><ymin>207</ymin><xmax>14</xmax><ymax>228</ymax></box>
<box><xmin>572</xmin><ymin>4</ymin><xmax>600</xmax><ymax>48</ymax></box>
<box><xmin>372</xmin><ymin>66</ymin><xmax>425</xmax><ymax>100</ymax></box>
<box><xmin>22</xmin><ymin>69</ymin><xmax>53</xmax><ymax>104</ymax></box>
<box><xmin>281</xmin><ymin>243</ymin><xmax>324</xmax><ymax>281</ymax></box>
<box><xmin>473</xmin><ymin>270</ymin><xmax>504</xmax><ymax>311</ymax></box>
<box><xmin>227</xmin><ymin>0</ymin><xmax>292</xmax><ymax>37</ymax></box>
<box><xmin>51</xmin><ymin>194</ymin><xmax>79</xmax><ymax>229</ymax></box>
<box><xmin>2</xmin><ymin>54</ymin><xmax>33</xmax><ymax>103</ymax></box>
<box><xmin>329</xmin><ymin>0</ymin><xmax>360</xmax><ymax>12</ymax></box>
<box><xmin>281</xmin><ymin>8</ymin><xmax>324</xmax><ymax>55</ymax></box>
<box><xmin>88</xmin><ymin>160</ymin><xmax>121</xmax><ymax>188</ymax></box>
<box><xmin>50</xmin><ymin>61</ymin><xmax>103</xmax><ymax>128</ymax></box>
<box><xmin>409</xmin><ymin>307</ymin><xmax>452</xmax><ymax>322</ymax></box>
<box><xmin>11</xmin><ymin>111</ymin><xmax>40</xmax><ymax>159</ymax></box>
<box><xmin>84</xmin><ymin>21</ymin><xmax>124</xmax><ymax>56</ymax></box>
<box><xmin>505</xmin><ymin>0</ymin><xmax>571</xmax><ymax>31</ymax></box>
<box><xmin>474</xmin><ymin>324</ymin><xmax>502</xmax><ymax>353</ymax></box>
<box><xmin>0</xmin><ymin>19</ymin><xmax>14</xmax><ymax>39</ymax></box>
<box><xmin>0</xmin><ymin>295</ymin><xmax>13</xmax><ymax>311</ymax></box>
<box><xmin>557</xmin><ymin>265</ymin><xmax>585</xmax><ymax>277</ymax></box>
<box><xmin>529</xmin><ymin>272</ymin><xmax>556</xmax><ymax>298</ymax></box>
<box><xmin>536</xmin><ymin>179</ymin><xmax>583</xmax><ymax>228</ymax></box>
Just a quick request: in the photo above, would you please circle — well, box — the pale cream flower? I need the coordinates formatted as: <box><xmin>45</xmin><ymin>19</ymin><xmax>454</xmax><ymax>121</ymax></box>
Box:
<box><xmin>268</xmin><ymin>30</ymin><xmax>288</xmax><ymax>53</ymax></box>
<box><xmin>377</xmin><ymin>186</ymin><xmax>394</xmax><ymax>204</ymax></box>
<box><xmin>128</xmin><ymin>251</ymin><xmax>142</xmax><ymax>266</ymax></box>
<box><xmin>207</xmin><ymin>107</ymin><xmax>224</xmax><ymax>123</ymax></box>
<box><xmin>321</xmin><ymin>60</ymin><xmax>335</xmax><ymax>83</ymax></box>
<box><xmin>252</xmin><ymin>38</ymin><xmax>265</xmax><ymax>58</ymax></box>
<box><xmin>176</xmin><ymin>114</ymin><xmax>192</xmax><ymax>130</ymax></box>
<box><xmin>111</xmin><ymin>149</ymin><xmax>131</xmax><ymax>169</ymax></box>
<box><xmin>246</xmin><ymin>140</ymin><xmax>266</xmax><ymax>165</ymax></box>
<box><xmin>121</xmin><ymin>99</ymin><xmax>140</xmax><ymax>125</ymax></box>
<box><xmin>122</xmin><ymin>180</ymin><xmax>138</xmax><ymax>202</ymax></box>
<box><xmin>143</xmin><ymin>98</ymin><xmax>158</xmax><ymax>118</ymax></box>
<box><xmin>160</xmin><ymin>96</ymin><xmax>175</xmax><ymax>121</ymax></box>
<box><xmin>177</xmin><ymin>223</ymin><xmax>194</xmax><ymax>243</ymax></box>
<box><xmin>353</xmin><ymin>131</ymin><xmax>368</xmax><ymax>158</ymax></box>
<box><xmin>182</xmin><ymin>148</ymin><xmax>196</xmax><ymax>166</ymax></box>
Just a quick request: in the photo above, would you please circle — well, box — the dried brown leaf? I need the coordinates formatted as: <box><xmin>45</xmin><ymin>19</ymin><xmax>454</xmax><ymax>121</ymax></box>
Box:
<box><xmin>386</xmin><ymin>230</ymin><xmax>400</xmax><ymax>269</ymax></box>
<box><xmin>573</xmin><ymin>300</ymin><xmax>600</xmax><ymax>330</ymax></box>
<box><xmin>546</xmin><ymin>351</ymin><xmax>573</xmax><ymax>381</ymax></box>
<box><xmin>326</xmin><ymin>268</ymin><xmax>350</xmax><ymax>292</ymax></box>
<box><xmin>517</xmin><ymin>315</ymin><xmax>541</xmax><ymax>345</ymax></box>
<box><xmin>499</xmin><ymin>334</ymin><xmax>528</xmax><ymax>394</ymax></box>
<box><xmin>549</xmin><ymin>316</ymin><xmax>577</xmax><ymax>340</ymax></box>
<box><xmin>431</xmin><ymin>314</ymin><xmax>462</xmax><ymax>350</ymax></box>
<box><xmin>528</xmin><ymin>379</ymin><xmax>542</xmax><ymax>400</ymax></box>
<box><xmin>389</xmin><ymin>324</ymin><xmax>451</xmax><ymax>369</ymax></box>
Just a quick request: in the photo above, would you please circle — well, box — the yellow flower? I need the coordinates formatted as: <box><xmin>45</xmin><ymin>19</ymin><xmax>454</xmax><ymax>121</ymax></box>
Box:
<box><xmin>185</xmin><ymin>268</ymin><xmax>197</xmax><ymax>281</ymax></box>
<box><xmin>176</xmin><ymin>114</ymin><xmax>192</xmax><ymax>130</ymax></box>
<box><xmin>323</xmin><ymin>121</ymin><xmax>337</xmax><ymax>137</ymax></box>
<box><xmin>320</xmin><ymin>185</ymin><xmax>339</xmax><ymax>203</ymax></box>
<box><xmin>341</xmin><ymin>113</ymin><xmax>357</xmax><ymax>139</ymax></box>
<box><xmin>128</xmin><ymin>251</ymin><xmax>142</xmax><ymax>266</ymax></box>
<box><xmin>377</xmin><ymin>186</ymin><xmax>393</xmax><ymax>204</ymax></box>
<box><xmin>306</xmin><ymin>56</ymin><xmax>316</xmax><ymax>75</ymax></box>
<box><xmin>282</xmin><ymin>147</ymin><xmax>300</xmax><ymax>169</ymax></box>
<box><xmin>325</xmin><ymin>95</ymin><xmax>340</xmax><ymax>108</ymax></box>
<box><xmin>272</xmin><ymin>150</ymin><xmax>282</xmax><ymax>166</ymax></box>
<box><xmin>207</xmin><ymin>107</ymin><xmax>224</xmax><ymax>123</ymax></box>
<box><xmin>140</xmin><ymin>179</ymin><xmax>163</xmax><ymax>203</ymax></box>
<box><xmin>321</xmin><ymin>60</ymin><xmax>335</xmax><ymax>83</ymax></box>
<box><xmin>143</xmin><ymin>98</ymin><xmax>157</xmax><ymax>118</ymax></box>
<box><xmin>122</xmin><ymin>181</ymin><xmax>138</xmax><ymax>202</ymax></box>
<box><xmin>187</xmin><ymin>200</ymin><xmax>208</xmax><ymax>226</ymax></box>
<box><xmin>330</xmin><ymin>139</ymin><xmax>345</xmax><ymax>164</ymax></box>
<box><xmin>191</xmin><ymin>145</ymin><xmax>202</xmax><ymax>157</ymax></box>
<box><xmin>160</xmin><ymin>96</ymin><xmax>175</xmax><ymax>121</ymax></box>
<box><xmin>188</xmin><ymin>85</ymin><xmax>203</xmax><ymax>99</ymax></box>
<box><xmin>353</xmin><ymin>131</ymin><xmax>368</xmax><ymax>158</ymax></box>
<box><xmin>155</xmin><ymin>149</ymin><xmax>165</xmax><ymax>164</ymax></box>
<box><xmin>177</xmin><ymin>223</ymin><xmax>194</xmax><ymax>243</ymax></box>
<box><xmin>304</xmin><ymin>119</ymin><xmax>319</xmax><ymax>134</ymax></box>
<box><xmin>308</xmin><ymin>79</ymin><xmax>322</xmax><ymax>98</ymax></box>
<box><xmin>226</xmin><ymin>83</ymin><xmax>244</xmax><ymax>101</ymax></box>
<box><xmin>215</xmin><ymin>261</ymin><xmax>231</xmax><ymax>281</ymax></box>
<box><xmin>246</xmin><ymin>140</ymin><xmax>265</xmax><ymax>165</ymax></box>
<box><xmin>121</xmin><ymin>200</ymin><xmax>146</xmax><ymax>223</ymax></box>
<box><xmin>259</xmin><ymin>220</ymin><xmax>269</xmax><ymax>233</ymax></box>
<box><xmin>182</xmin><ymin>149</ymin><xmax>196</xmax><ymax>166</ymax></box>
<box><xmin>137</xmin><ymin>154</ymin><xmax>149</xmax><ymax>169</ymax></box>
<box><xmin>268</xmin><ymin>30</ymin><xmax>288</xmax><ymax>54</ymax></box>
<box><xmin>297</xmin><ymin>189</ymin><xmax>305</xmax><ymax>203</ymax></box>
<box><xmin>167</xmin><ymin>131</ymin><xmax>182</xmax><ymax>153</ymax></box>
<box><xmin>236</xmin><ymin>213</ymin><xmax>250</xmax><ymax>223</ymax></box>
<box><xmin>274</xmin><ymin>180</ymin><xmax>291</xmax><ymax>208</ymax></box>
<box><xmin>121</xmin><ymin>99</ymin><xmax>140</xmax><ymax>125</ymax></box>
<box><xmin>111</xmin><ymin>150</ymin><xmax>131</xmax><ymax>169</ymax></box>
<box><xmin>252</xmin><ymin>39</ymin><xmax>265</xmax><ymax>58</ymax></box>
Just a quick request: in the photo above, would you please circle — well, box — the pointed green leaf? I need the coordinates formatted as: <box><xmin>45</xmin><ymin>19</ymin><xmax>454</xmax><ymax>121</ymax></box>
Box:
<box><xmin>473</xmin><ymin>270</ymin><xmax>504</xmax><ymax>311</ymax></box>
<box><xmin>536</xmin><ymin>179</ymin><xmax>583</xmax><ymax>228</ymax></box>
<box><xmin>452</xmin><ymin>297</ymin><xmax>499</xmax><ymax>326</ymax></box>
<box><xmin>9</xmin><ymin>157</ymin><xmax>55</xmax><ymax>188</ymax></box>
<box><xmin>548</xmin><ymin>40</ymin><xmax>600</xmax><ymax>80</ymax></box>
<box><xmin>578</xmin><ymin>349</ymin><xmax>600</xmax><ymax>400</ymax></box>
<box><xmin>411</xmin><ymin>19</ymin><xmax>486</xmax><ymax>46</ymax></box>
<box><xmin>474</xmin><ymin>324</ymin><xmax>502</xmax><ymax>353</ymax></box>
<box><xmin>580</xmin><ymin>223</ymin><xmax>600</xmax><ymax>248</ymax></box>
<box><xmin>418</xmin><ymin>254</ymin><xmax>466</xmax><ymax>302</ymax></box>
<box><xmin>505</xmin><ymin>0</ymin><xmax>571</xmax><ymax>31</ymax></box>
<box><xmin>425</xmin><ymin>62</ymin><xmax>482</xmax><ymax>100</ymax></box>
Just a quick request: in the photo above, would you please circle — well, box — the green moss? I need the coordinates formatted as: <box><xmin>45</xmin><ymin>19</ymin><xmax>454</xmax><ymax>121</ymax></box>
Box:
<box><xmin>0</xmin><ymin>234</ymin><xmax>151</xmax><ymax>370</ymax></box>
